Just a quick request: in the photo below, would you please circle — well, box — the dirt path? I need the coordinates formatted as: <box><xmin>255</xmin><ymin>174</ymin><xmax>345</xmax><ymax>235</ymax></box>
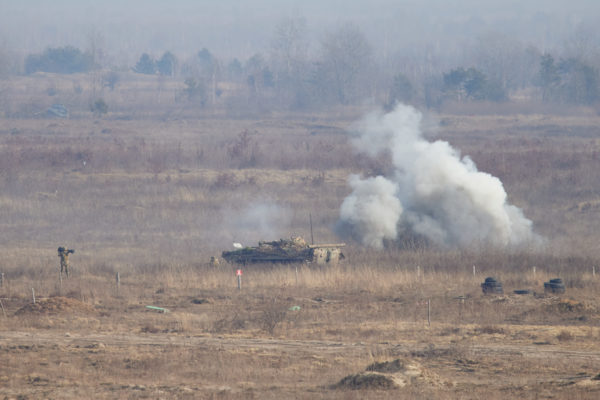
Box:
<box><xmin>0</xmin><ymin>330</ymin><xmax>366</xmax><ymax>354</ymax></box>
<box><xmin>2</xmin><ymin>329</ymin><xmax>600</xmax><ymax>399</ymax></box>
<box><xmin>2</xmin><ymin>330</ymin><xmax>600</xmax><ymax>362</ymax></box>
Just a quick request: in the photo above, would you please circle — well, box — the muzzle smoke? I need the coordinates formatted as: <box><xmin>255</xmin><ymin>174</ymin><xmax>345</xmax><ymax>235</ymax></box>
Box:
<box><xmin>224</xmin><ymin>201</ymin><xmax>292</xmax><ymax>247</ymax></box>
<box><xmin>338</xmin><ymin>104</ymin><xmax>537</xmax><ymax>249</ymax></box>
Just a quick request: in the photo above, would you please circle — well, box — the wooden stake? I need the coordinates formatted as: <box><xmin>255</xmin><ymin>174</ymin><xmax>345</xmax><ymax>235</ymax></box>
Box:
<box><xmin>473</xmin><ymin>265</ymin><xmax>476</xmax><ymax>276</ymax></box>
<box><xmin>309</xmin><ymin>213</ymin><xmax>314</xmax><ymax>245</ymax></box>
<box><xmin>116</xmin><ymin>272</ymin><xmax>120</xmax><ymax>294</ymax></box>
<box><xmin>427</xmin><ymin>299</ymin><xmax>431</xmax><ymax>327</ymax></box>
<box><xmin>594</xmin><ymin>266</ymin><xmax>596</xmax><ymax>278</ymax></box>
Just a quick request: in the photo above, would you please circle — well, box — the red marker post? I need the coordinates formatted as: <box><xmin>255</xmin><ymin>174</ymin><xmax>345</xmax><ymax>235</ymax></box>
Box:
<box><xmin>236</xmin><ymin>269</ymin><xmax>242</xmax><ymax>291</ymax></box>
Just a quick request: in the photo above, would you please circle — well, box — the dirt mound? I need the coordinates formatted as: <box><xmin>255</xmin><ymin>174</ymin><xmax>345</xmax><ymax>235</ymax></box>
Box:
<box><xmin>336</xmin><ymin>372</ymin><xmax>400</xmax><ymax>390</ymax></box>
<box><xmin>542</xmin><ymin>298</ymin><xmax>595</xmax><ymax>316</ymax></box>
<box><xmin>14</xmin><ymin>297</ymin><xmax>96</xmax><ymax>316</ymax></box>
<box><xmin>335</xmin><ymin>358</ymin><xmax>444</xmax><ymax>390</ymax></box>
<box><xmin>552</xmin><ymin>299</ymin><xmax>588</xmax><ymax>313</ymax></box>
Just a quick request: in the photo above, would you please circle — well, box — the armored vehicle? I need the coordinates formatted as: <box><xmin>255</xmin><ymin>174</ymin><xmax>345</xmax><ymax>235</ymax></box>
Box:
<box><xmin>222</xmin><ymin>236</ymin><xmax>345</xmax><ymax>265</ymax></box>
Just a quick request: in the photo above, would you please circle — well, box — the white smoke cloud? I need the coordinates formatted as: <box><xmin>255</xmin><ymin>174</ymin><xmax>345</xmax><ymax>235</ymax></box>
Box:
<box><xmin>339</xmin><ymin>175</ymin><xmax>402</xmax><ymax>249</ymax></box>
<box><xmin>225</xmin><ymin>201</ymin><xmax>292</xmax><ymax>246</ymax></box>
<box><xmin>338</xmin><ymin>104</ymin><xmax>537</xmax><ymax>249</ymax></box>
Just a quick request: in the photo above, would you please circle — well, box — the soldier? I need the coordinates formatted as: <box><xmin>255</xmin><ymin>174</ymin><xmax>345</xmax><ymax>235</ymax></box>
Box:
<box><xmin>57</xmin><ymin>247</ymin><xmax>75</xmax><ymax>277</ymax></box>
<box><xmin>210</xmin><ymin>256</ymin><xmax>220</xmax><ymax>267</ymax></box>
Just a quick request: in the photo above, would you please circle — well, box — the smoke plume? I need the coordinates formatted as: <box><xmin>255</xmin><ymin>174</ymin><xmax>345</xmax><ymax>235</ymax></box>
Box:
<box><xmin>225</xmin><ymin>201</ymin><xmax>292</xmax><ymax>247</ymax></box>
<box><xmin>338</xmin><ymin>104</ymin><xmax>537</xmax><ymax>249</ymax></box>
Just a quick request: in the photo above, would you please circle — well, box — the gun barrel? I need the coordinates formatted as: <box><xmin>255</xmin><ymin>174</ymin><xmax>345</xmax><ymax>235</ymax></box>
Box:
<box><xmin>308</xmin><ymin>243</ymin><xmax>346</xmax><ymax>248</ymax></box>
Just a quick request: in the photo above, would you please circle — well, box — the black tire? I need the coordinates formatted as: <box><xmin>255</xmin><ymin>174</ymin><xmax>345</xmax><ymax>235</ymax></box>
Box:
<box><xmin>482</xmin><ymin>281</ymin><xmax>503</xmax><ymax>294</ymax></box>
<box><xmin>514</xmin><ymin>289</ymin><xmax>531</xmax><ymax>295</ymax></box>
<box><xmin>549</xmin><ymin>284</ymin><xmax>565</xmax><ymax>293</ymax></box>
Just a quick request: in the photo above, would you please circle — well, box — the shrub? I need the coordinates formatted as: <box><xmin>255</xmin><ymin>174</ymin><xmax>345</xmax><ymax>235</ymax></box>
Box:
<box><xmin>102</xmin><ymin>71</ymin><xmax>119</xmax><ymax>90</ymax></box>
<box><xmin>442</xmin><ymin>67</ymin><xmax>506</xmax><ymax>102</ymax></box>
<box><xmin>90</xmin><ymin>98</ymin><xmax>108</xmax><ymax>116</ymax></box>
<box><xmin>556</xmin><ymin>330</ymin><xmax>573</xmax><ymax>342</ymax></box>
<box><xmin>183</xmin><ymin>77</ymin><xmax>206</xmax><ymax>104</ymax></box>
<box><xmin>259</xmin><ymin>306</ymin><xmax>287</xmax><ymax>335</ymax></box>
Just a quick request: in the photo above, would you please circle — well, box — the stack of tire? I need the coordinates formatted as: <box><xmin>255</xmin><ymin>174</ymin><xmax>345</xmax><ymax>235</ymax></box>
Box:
<box><xmin>481</xmin><ymin>277</ymin><xmax>504</xmax><ymax>295</ymax></box>
<box><xmin>544</xmin><ymin>278</ymin><xmax>566</xmax><ymax>294</ymax></box>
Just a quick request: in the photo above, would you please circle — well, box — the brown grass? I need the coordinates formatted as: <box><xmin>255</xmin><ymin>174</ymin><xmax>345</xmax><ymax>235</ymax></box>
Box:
<box><xmin>2</xmin><ymin>73</ymin><xmax>600</xmax><ymax>398</ymax></box>
<box><xmin>2</xmin><ymin>264</ymin><xmax>600</xmax><ymax>398</ymax></box>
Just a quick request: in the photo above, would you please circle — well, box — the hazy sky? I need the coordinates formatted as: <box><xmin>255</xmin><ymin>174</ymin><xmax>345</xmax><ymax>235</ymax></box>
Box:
<box><xmin>2</xmin><ymin>0</ymin><xmax>599</xmax><ymax>64</ymax></box>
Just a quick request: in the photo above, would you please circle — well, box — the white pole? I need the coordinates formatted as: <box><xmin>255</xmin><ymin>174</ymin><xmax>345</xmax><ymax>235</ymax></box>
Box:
<box><xmin>32</xmin><ymin>288</ymin><xmax>36</xmax><ymax>304</ymax></box>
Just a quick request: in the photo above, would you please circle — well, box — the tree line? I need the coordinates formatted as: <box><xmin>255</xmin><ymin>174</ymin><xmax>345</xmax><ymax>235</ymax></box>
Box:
<box><xmin>16</xmin><ymin>18</ymin><xmax>600</xmax><ymax>110</ymax></box>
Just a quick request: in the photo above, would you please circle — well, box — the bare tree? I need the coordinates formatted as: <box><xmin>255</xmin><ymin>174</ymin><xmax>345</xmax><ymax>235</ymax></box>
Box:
<box><xmin>180</xmin><ymin>49</ymin><xmax>222</xmax><ymax>106</ymax></box>
<box><xmin>563</xmin><ymin>21</ymin><xmax>600</xmax><ymax>66</ymax></box>
<box><xmin>270</xmin><ymin>16</ymin><xmax>308</xmax><ymax>83</ymax></box>
<box><xmin>537</xmin><ymin>53</ymin><xmax>560</xmax><ymax>102</ymax></box>
<box><xmin>0</xmin><ymin>43</ymin><xmax>10</xmax><ymax>78</ymax></box>
<box><xmin>244</xmin><ymin>53</ymin><xmax>274</xmax><ymax>98</ymax></box>
<box><xmin>470</xmin><ymin>32</ymin><xmax>526</xmax><ymax>91</ymax></box>
<box><xmin>87</xmin><ymin>29</ymin><xmax>106</xmax><ymax>99</ymax></box>
<box><xmin>317</xmin><ymin>23</ymin><xmax>373</xmax><ymax>105</ymax></box>
<box><xmin>269</xmin><ymin>16</ymin><xmax>311</xmax><ymax>108</ymax></box>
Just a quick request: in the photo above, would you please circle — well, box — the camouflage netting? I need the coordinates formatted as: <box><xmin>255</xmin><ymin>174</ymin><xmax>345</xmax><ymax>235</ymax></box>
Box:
<box><xmin>257</xmin><ymin>236</ymin><xmax>307</xmax><ymax>250</ymax></box>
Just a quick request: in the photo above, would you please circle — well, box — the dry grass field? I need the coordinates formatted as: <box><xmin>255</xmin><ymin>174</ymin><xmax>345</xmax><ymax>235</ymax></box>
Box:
<box><xmin>2</xmin><ymin>73</ymin><xmax>600</xmax><ymax>399</ymax></box>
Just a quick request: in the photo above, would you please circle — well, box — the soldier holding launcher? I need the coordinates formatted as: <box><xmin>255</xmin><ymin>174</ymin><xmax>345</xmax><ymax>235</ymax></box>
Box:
<box><xmin>58</xmin><ymin>247</ymin><xmax>75</xmax><ymax>277</ymax></box>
